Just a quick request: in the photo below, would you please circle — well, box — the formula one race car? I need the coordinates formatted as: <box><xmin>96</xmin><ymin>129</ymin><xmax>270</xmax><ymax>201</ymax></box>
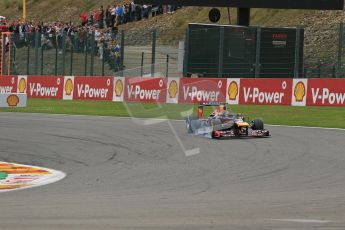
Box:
<box><xmin>186</xmin><ymin>102</ymin><xmax>270</xmax><ymax>138</ymax></box>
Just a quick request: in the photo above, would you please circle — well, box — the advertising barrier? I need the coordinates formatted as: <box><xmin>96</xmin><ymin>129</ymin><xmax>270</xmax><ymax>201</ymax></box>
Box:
<box><xmin>0</xmin><ymin>93</ymin><xmax>27</xmax><ymax>108</ymax></box>
<box><xmin>17</xmin><ymin>75</ymin><xmax>27</xmax><ymax>94</ymax></box>
<box><xmin>292</xmin><ymin>79</ymin><xmax>308</xmax><ymax>106</ymax></box>
<box><xmin>73</xmin><ymin>76</ymin><xmax>113</xmax><ymax>101</ymax></box>
<box><xmin>239</xmin><ymin>79</ymin><xmax>293</xmax><ymax>105</ymax></box>
<box><xmin>166</xmin><ymin>77</ymin><xmax>180</xmax><ymax>104</ymax></box>
<box><xmin>0</xmin><ymin>76</ymin><xmax>17</xmax><ymax>94</ymax></box>
<box><xmin>306</xmin><ymin>79</ymin><xmax>345</xmax><ymax>106</ymax></box>
<box><xmin>63</xmin><ymin>76</ymin><xmax>74</xmax><ymax>100</ymax></box>
<box><xmin>124</xmin><ymin>77</ymin><xmax>167</xmax><ymax>103</ymax></box>
<box><xmin>178</xmin><ymin>78</ymin><xmax>226</xmax><ymax>103</ymax></box>
<box><xmin>226</xmin><ymin>78</ymin><xmax>240</xmax><ymax>105</ymax></box>
<box><xmin>1</xmin><ymin>76</ymin><xmax>345</xmax><ymax>107</ymax></box>
<box><xmin>27</xmin><ymin>76</ymin><xmax>64</xmax><ymax>99</ymax></box>
<box><xmin>113</xmin><ymin>77</ymin><xmax>125</xmax><ymax>102</ymax></box>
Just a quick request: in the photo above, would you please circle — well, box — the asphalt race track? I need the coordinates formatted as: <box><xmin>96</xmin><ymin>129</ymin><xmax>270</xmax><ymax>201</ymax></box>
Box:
<box><xmin>1</xmin><ymin>113</ymin><xmax>345</xmax><ymax>230</ymax></box>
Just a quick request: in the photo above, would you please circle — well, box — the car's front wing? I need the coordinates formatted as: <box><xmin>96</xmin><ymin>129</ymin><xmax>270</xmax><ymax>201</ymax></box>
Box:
<box><xmin>212</xmin><ymin>129</ymin><xmax>270</xmax><ymax>138</ymax></box>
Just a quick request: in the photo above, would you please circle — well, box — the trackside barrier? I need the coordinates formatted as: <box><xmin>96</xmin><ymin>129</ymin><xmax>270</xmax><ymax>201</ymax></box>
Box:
<box><xmin>306</xmin><ymin>79</ymin><xmax>345</xmax><ymax>106</ymax></box>
<box><xmin>72</xmin><ymin>76</ymin><xmax>113</xmax><ymax>101</ymax></box>
<box><xmin>26</xmin><ymin>76</ymin><xmax>64</xmax><ymax>99</ymax></box>
<box><xmin>0</xmin><ymin>93</ymin><xmax>27</xmax><ymax>108</ymax></box>
<box><xmin>124</xmin><ymin>77</ymin><xmax>167</xmax><ymax>103</ymax></box>
<box><xmin>177</xmin><ymin>78</ymin><xmax>227</xmax><ymax>104</ymax></box>
<box><xmin>0</xmin><ymin>76</ymin><xmax>26</xmax><ymax>108</ymax></box>
<box><xmin>1</xmin><ymin>76</ymin><xmax>345</xmax><ymax>107</ymax></box>
<box><xmin>0</xmin><ymin>76</ymin><xmax>17</xmax><ymax>94</ymax></box>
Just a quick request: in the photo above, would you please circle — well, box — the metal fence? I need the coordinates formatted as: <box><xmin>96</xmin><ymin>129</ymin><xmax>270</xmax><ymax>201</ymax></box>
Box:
<box><xmin>2</xmin><ymin>22</ymin><xmax>345</xmax><ymax>78</ymax></box>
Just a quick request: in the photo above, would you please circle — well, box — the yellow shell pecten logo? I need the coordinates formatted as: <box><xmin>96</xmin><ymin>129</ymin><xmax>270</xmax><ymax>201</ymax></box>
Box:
<box><xmin>65</xmin><ymin>79</ymin><xmax>73</xmax><ymax>96</ymax></box>
<box><xmin>168</xmin><ymin>80</ymin><xmax>178</xmax><ymax>98</ymax></box>
<box><xmin>18</xmin><ymin>78</ymin><xmax>26</xmax><ymax>93</ymax></box>
<box><xmin>115</xmin><ymin>79</ymin><xmax>123</xmax><ymax>97</ymax></box>
<box><xmin>228</xmin><ymin>81</ymin><xmax>238</xmax><ymax>100</ymax></box>
<box><xmin>294</xmin><ymin>81</ymin><xmax>306</xmax><ymax>102</ymax></box>
<box><xmin>7</xmin><ymin>94</ymin><xmax>20</xmax><ymax>107</ymax></box>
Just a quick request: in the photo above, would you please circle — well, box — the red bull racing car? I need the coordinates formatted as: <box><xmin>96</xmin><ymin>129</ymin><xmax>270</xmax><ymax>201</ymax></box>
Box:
<box><xmin>186</xmin><ymin>102</ymin><xmax>270</xmax><ymax>138</ymax></box>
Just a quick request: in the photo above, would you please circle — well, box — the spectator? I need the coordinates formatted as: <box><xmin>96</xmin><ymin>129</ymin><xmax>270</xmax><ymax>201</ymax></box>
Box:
<box><xmin>0</xmin><ymin>22</ymin><xmax>7</xmax><ymax>33</ymax></box>
<box><xmin>116</xmin><ymin>5</ymin><xmax>123</xmax><ymax>26</ymax></box>
<box><xmin>130</xmin><ymin>2</ymin><xmax>136</xmax><ymax>22</ymax></box>
<box><xmin>6</xmin><ymin>3</ymin><xmax>182</xmax><ymax>74</ymax></box>
<box><xmin>143</xmin><ymin>5</ymin><xmax>149</xmax><ymax>19</ymax></box>
<box><xmin>99</xmin><ymin>6</ymin><xmax>104</xmax><ymax>29</ymax></box>
<box><xmin>110</xmin><ymin>5</ymin><xmax>116</xmax><ymax>27</ymax></box>
<box><xmin>105</xmin><ymin>5</ymin><xmax>111</xmax><ymax>28</ymax></box>
<box><xmin>79</xmin><ymin>12</ymin><xmax>88</xmax><ymax>26</ymax></box>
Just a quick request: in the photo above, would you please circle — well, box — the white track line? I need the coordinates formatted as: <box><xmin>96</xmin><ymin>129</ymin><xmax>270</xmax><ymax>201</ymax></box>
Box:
<box><xmin>271</xmin><ymin>219</ymin><xmax>333</xmax><ymax>224</ymax></box>
<box><xmin>266</xmin><ymin>124</ymin><xmax>345</xmax><ymax>131</ymax></box>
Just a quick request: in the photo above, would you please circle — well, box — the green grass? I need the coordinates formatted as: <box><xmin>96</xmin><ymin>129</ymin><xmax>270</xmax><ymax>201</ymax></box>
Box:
<box><xmin>1</xmin><ymin>99</ymin><xmax>345</xmax><ymax>129</ymax></box>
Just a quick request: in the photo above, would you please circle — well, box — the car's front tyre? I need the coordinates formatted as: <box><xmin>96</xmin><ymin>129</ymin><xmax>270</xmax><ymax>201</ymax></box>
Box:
<box><xmin>252</xmin><ymin>119</ymin><xmax>264</xmax><ymax>130</ymax></box>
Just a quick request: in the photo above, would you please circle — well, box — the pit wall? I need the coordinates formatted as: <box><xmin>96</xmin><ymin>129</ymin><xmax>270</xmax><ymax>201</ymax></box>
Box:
<box><xmin>1</xmin><ymin>76</ymin><xmax>345</xmax><ymax>106</ymax></box>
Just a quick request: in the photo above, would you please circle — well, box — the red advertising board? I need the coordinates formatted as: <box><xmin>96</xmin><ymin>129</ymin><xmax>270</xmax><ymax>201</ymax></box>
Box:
<box><xmin>27</xmin><ymin>76</ymin><xmax>64</xmax><ymax>99</ymax></box>
<box><xmin>306</xmin><ymin>79</ymin><xmax>345</xmax><ymax>106</ymax></box>
<box><xmin>0</xmin><ymin>76</ymin><xmax>17</xmax><ymax>93</ymax></box>
<box><xmin>178</xmin><ymin>78</ymin><xmax>226</xmax><ymax>103</ymax></box>
<box><xmin>124</xmin><ymin>77</ymin><xmax>167</xmax><ymax>103</ymax></box>
<box><xmin>73</xmin><ymin>76</ymin><xmax>113</xmax><ymax>101</ymax></box>
<box><xmin>239</xmin><ymin>78</ymin><xmax>292</xmax><ymax>105</ymax></box>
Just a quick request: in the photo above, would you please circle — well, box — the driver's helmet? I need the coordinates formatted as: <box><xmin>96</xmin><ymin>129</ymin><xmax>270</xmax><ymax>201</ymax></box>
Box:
<box><xmin>221</xmin><ymin>110</ymin><xmax>230</xmax><ymax>116</ymax></box>
<box><xmin>211</xmin><ymin>104</ymin><xmax>227</xmax><ymax>117</ymax></box>
<box><xmin>219</xmin><ymin>104</ymin><xmax>226</xmax><ymax>113</ymax></box>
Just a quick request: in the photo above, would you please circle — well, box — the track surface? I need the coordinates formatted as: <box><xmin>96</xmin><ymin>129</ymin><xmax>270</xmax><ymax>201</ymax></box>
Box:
<box><xmin>1</xmin><ymin>113</ymin><xmax>345</xmax><ymax>230</ymax></box>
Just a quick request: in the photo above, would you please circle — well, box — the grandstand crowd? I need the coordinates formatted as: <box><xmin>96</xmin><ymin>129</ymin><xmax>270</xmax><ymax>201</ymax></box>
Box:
<box><xmin>0</xmin><ymin>2</ymin><xmax>181</xmax><ymax>72</ymax></box>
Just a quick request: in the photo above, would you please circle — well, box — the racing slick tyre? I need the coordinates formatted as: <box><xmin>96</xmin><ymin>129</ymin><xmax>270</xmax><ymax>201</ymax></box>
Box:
<box><xmin>186</xmin><ymin>116</ymin><xmax>199</xmax><ymax>134</ymax></box>
<box><xmin>252</xmin><ymin>119</ymin><xmax>264</xmax><ymax>130</ymax></box>
<box><xmin>186</xmin><ymin>117</ymin><xmax>194</xmax><ymax>133</ymax></box>
<box><xmin>211</xmin><ymin>119</ymin><xmax>222</xmax><ymax>131</ymax></box>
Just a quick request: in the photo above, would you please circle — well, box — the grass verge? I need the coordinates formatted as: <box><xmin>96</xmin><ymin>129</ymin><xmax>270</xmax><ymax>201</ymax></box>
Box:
<box><xmin>1</xmin><ymin>99</ymin><xmax>345</xmax><ymax>129</ymax></box>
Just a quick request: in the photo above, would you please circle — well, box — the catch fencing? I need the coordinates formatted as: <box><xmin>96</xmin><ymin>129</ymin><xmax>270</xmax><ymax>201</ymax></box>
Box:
<box><xmin>1</xmin><ymin>22</ymin><xmax>345</xmax><ymax>78</ymax></box>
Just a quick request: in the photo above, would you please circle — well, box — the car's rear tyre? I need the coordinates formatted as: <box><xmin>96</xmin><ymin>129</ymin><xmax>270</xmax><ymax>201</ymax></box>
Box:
<box><xmin>186</xmin><ymin>119</ymin><xmax>192</xmax><ymax>133</ymax></box>
<box><xmin>186</xmin><ymin>116</ymin><xmax>200</xmax><ymax>134</ymax></box>
<box><xmin>252</xmin><ymin>119</ymin><xmax>264</xmax><ymax>130</ymax></box>
<box><xmin>186</xmin><ymin>116</ymin><xmax>195</xmax><ymax>133</ymax></box>
<box><xmin>211</xmin><ymin>119</ymin><xmax>222</xmax><ymax>131</ymax></box>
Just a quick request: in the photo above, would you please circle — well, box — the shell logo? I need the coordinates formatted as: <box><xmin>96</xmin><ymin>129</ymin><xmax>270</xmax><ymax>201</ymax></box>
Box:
<box><xmin>6</xmin><ymin>94</ymin><xmax>20</xmax><ymax>107</ymax></box>
<box><xmin>294</xmin><ymin>81</ymin><xmax>306</xmax><ymax>102</ymax></box>
<box><xmin>168</xmin><ymin>80</ymin><xmax>178</xmax><ymax>98</ymax></box>
<box><xmin>65</xmin><ymin>79</ymin><xmax>73</xmax><ymax>96</ymax></box>
<box><xmin>228</xmin><ymin>81</ymin><xmax>238</xmax><ymax>100</ymax></box>
<box><xmin>18</xmin><ymin>78</ymin><xmax>26</xmax><ymax>93</ymax></box>
<box><xmin>115</xmin><ymin>79</ymin><xmax>123</xmax><ymax>97</ymax></box>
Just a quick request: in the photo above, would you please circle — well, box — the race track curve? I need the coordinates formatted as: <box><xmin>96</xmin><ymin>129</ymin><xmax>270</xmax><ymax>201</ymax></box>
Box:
<box><xmin>1</xmin><ymin>113</ymin><xmax>345</xmax><ymax>230</ymax></box>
